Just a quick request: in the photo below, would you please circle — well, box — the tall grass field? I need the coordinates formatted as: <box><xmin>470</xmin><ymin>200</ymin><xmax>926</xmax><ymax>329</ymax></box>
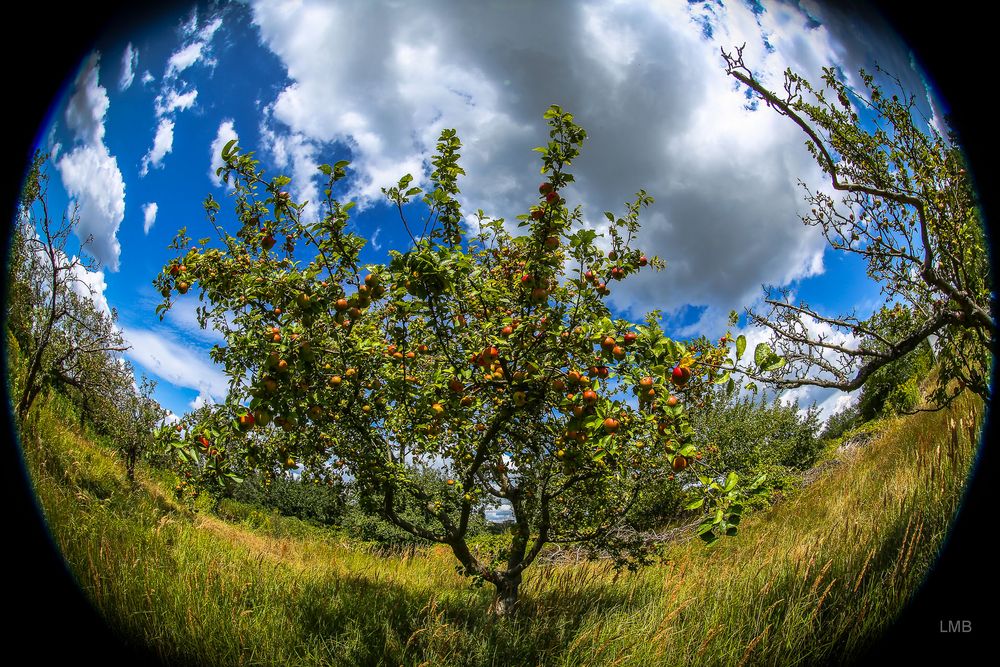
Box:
<box><xmin>12</xmin><ymin>384</ymin><xmax>987</xmax><ymax>666</ymax></box>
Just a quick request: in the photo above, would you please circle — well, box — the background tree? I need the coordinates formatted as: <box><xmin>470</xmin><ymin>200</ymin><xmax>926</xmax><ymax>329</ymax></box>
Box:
<box><xmin>8</xmin><ymin>153</ymin><xmax>129</xmax><ymax>422</ymax></box>
<box><xmin>155</xmin><ymin>106</ymin><xmax>753</xmax><ymax>615</ymax></box>
<box><xmin>103</xmin><ymin>371</ymin><xmax>165</xmax><ymax>483</ymax></box>
<box><xmin>720</xmin><ymin>47</ymin><xmax>993</xmax><ymax>408</ymax></box>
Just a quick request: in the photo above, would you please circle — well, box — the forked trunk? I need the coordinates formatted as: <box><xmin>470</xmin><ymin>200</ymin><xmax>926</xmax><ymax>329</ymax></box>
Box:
<box><xmin>488</xmin><ymin>575</ymin><xmax>521</xmax><ymax>617</ymax></box>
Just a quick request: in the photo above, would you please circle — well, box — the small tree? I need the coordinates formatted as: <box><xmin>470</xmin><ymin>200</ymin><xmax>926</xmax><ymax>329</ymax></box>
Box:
<box><xmin>8</xmin><ymin>153</ymin><xmax>129</xmax><ymax>422</ymax></box>
<box><xmin>155</xmin><ymin>106</ymin><xmax>751</xmax><ymax>614</ymax></box>
<box><xmin>105</xmin><ymin>371</ymin><xmax>165</xmax><ymax>482</ymax></box>
<box><xmin>719</xmin><ymin>47</ymin><xmax>993</xmax><ymax>408</ymax></box>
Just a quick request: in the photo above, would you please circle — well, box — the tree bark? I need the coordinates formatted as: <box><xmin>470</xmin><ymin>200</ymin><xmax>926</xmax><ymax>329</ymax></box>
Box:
<box><xmin>488</xmin><ymin>574</ymin><xmax>522</xmax><ymax>617</ymax></box>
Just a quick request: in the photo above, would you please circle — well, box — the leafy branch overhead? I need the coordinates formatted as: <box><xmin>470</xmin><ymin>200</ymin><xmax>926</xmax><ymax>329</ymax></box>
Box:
<box><xmin>718</xmin><ymin>45</ymin><xmax>993</xmax><ymax>408</ymax></box>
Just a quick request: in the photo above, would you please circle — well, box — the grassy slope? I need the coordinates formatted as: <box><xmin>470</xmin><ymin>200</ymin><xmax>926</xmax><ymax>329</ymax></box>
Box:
<box><xmin>18</xmin><ymin>386</ymin><xmax>983</xmax><ymax>666</ymax></box>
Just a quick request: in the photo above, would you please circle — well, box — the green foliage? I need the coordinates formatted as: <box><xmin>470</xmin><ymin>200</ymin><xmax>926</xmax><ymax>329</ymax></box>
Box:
<box><xmin>691</xmin><ymin>388</ymin><xmax>824</xmax><ymax>474</ymax></box>
<box><xmin>819</xmin><ymin>402</ymin><xmax>862</xmax><ymax>441</ymax></box>
<box><xmin>857</xmin><ymin>305</ymin><xmax>935</xmax><ymax>420</ymax></box>
<box><xmin>154</xmin><ymin>105</ymin><xmax>740</xmax><ymax>609</ymax></box>
<box><xmin>232</xmin><ymin>473</ymin><xmax>347</xmax><ymax>528</ymax></box>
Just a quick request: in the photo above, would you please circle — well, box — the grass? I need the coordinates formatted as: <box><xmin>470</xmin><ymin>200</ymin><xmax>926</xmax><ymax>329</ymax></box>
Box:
<box><xmin>18</xmin><ymin>385</ymin><xmax>983</xmax><ymax>666</ymax></box>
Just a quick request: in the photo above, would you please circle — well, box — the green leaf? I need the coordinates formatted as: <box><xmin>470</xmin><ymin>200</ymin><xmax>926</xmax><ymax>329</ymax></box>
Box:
<box><xmin>736</xmin><ymin>334</ymin><xmax>746</xmax><ymax>361</ymax></box>
<box><xmin>700</xmin><ymin>531</ymin><xmax>719</xmax><ymax>544</ymax></box>
<box><xmin>723</xmin><ymin>471</ymin><xmax>739</xmax><ymax>492</ymax></box>
<box><xmin>713</xmin><ymin>371</ymin><xmax>731</xmax><ymax>385</ymax></box>
<box><xmin>725</xmin><ymin>526</ymin><xmax>738</xmax><ymax>537</ymax></box>
<box><xmin>764</xmin><ymin>356</ymin><xmax>787</xmax><ymax>371</ymax></box>
<box><xmin>697</xmin><ymin>518</ymin><xmax>715</xmax><ymax>535</ymax></box>
<box><xmin>222</xmin><ymin>138</ymin><xmax>237</xmax><ymax>159</ymax></box>
<box><xmin>318</xmin><ymin>164</ymin><xmax>333</xmax><ymax>176</ymax></box>
<box><xmin>754</xmin><ymin>342</ymin><xmax>772</xmax><ymax>369</ymax></box>
<box><xmin>685</xmin><ymin>497</ymin><xmax>705</xmax><ymax>510</ymax></box>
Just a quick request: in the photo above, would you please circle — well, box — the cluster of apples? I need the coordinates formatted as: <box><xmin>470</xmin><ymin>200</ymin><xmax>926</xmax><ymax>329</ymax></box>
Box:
<box><xmin>165</xmin><ymin>261</ymin><xmax>191</xmax><ymax>296</ymax></box>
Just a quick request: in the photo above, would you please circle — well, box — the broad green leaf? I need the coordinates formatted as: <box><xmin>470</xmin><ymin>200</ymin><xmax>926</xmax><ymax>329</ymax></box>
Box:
<box><xmin>723</xmin><ymin>471</ymin><xmax>739</xmax><ymax>492</ymax></box>
<box><xmin>685</xmin><ymin>497</ymin><xmax>705</xmax><ymax>510</ymax></box>
<box><xmin>713</xmin><ymin>371</ymin><xmax>731</xmax><ymax>385</ymax></box>
<box><xmin>736</xmin><ymin>334</ymin><xmax>746</xmax><ymax>361</ymax></box>
<box><xmin>754</xmin><ymin>342</ymin><xmax>772</xmax><ymax>369</ymax></box>
<box><xmin>764</xmin><ymin>356</ymin><xmax>787</xmax><ymax>371</ymax></box>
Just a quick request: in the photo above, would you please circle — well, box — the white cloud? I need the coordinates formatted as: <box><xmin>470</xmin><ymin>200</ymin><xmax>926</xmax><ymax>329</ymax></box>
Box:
<box><xmin>258</xmin><ymin>119</ymin><xmax>322</xmax><ymax>206</ymax></box>
<box><xmin>190</xmin><ymin>390</ymin><xmax>215</xmax><ymax>410</ymax></box>
<box><xmin>246</xmin><ymin>0</ymin><xmax>867</xmax><ymax>333</ymax></box>
<box><xmin>121</xmin><ymin>325</ymin><xmax>230</xmax><ymax>400</ymax></box>
<box><xmin>155</xmin><ymin>88</ymin><xmax>198</xmax><ymax>116</ymax></box>
<box><xmin>166</xmin><ymin>15</ymin><xmax>223</xmax><ymax>78</ymax></box>
<box><xmin>209</xmin><ymin>119</ymin><xmax>239</xmax><ymax>186</ymax></box>
<box><xmin>119</xmin><ymin>43</ymin><xmax>138</xmax><ymax>91</ymax></box>
<box><xmin>142</xmin><ymin>202</ymin><xmax>158</xmax><ymax>235</ymax></box>
<box><xmin>159</xmin><ymin>410</ymin><xmax>181</xmax><ymax>427</ymax></box>
<box><xmin>64</xmin><ymin>52</ymin><xmax>109</xmax><ymax>145</ymax></box>
<box><xmin>141</xmin><ymin>71</ymin><xmax>154</xmax><ymax>85</ymax></box>
<box><xmin>166</xmin><ymin>42</ymin><xmax>206</xmax><ymax>77</ymax></box>
<box><xmin>56</xmin><ymin>144</ymin><xmax>126</xmax><ymax>271</ymax></box>
<box><xmin>57</xmin><ymin>51</ymin><xmax>126</xmax><ymax>272</ymax></box>
<box><xmin>67</xmin><ymin>263</ymin><xmax>111</xmax><ymax>316</ymax></box>
<box><xmin>141</xmin><ymin>118</ymin><xmax>175</xmax><ymax>175</ymax></box>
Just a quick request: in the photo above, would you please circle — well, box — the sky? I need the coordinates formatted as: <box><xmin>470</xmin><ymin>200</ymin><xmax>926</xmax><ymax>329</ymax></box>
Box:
<box><xmin>17</xmin><ymin>0</ymin><xmax>950</xmax><ymax>424</ymax></box>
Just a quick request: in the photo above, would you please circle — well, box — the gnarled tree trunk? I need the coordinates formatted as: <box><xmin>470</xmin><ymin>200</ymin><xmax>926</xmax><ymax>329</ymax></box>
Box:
<box><xmin>488</xmin><ymin>574</ymin><xmax>522</xmax><ymax>617</ymax></box>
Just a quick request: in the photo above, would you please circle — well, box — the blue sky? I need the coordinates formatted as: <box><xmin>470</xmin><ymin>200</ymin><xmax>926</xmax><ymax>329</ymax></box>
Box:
<box><xmin>26</xmin><ymin>0</ymin><xmax>946</xmax><ymax>423</ymax></box>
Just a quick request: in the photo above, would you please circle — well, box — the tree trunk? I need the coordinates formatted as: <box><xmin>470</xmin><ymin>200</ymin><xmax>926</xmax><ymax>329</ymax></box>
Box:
<box><xmin>488</xmin><ymin>574</ymin><xmax>522</xmax><ymax>617</ymax></box>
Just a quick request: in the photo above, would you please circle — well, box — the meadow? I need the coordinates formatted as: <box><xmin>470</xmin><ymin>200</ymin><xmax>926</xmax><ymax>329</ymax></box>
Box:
<box><xmin>17</xmin><ymin>380</ymin><xmax>982</xmax><ymax>666</ymax></box>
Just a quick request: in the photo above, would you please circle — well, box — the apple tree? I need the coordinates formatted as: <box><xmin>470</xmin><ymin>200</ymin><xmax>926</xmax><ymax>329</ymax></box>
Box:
<box><xmin>719</xmin><ymin>47</ymin><xmax>993</xmax><ymax>408</ymax></box>
<box><xmin>154</xmin><ymin>106</ymin><xmax>752</xmax><ymax>615</ymax></box>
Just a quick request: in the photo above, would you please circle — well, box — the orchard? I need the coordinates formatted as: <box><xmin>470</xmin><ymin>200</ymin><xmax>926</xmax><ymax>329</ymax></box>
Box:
<box><xmin>154</xmin><ymin>105</ymin><xmax>758</xmax><ymax>615</ymax></box>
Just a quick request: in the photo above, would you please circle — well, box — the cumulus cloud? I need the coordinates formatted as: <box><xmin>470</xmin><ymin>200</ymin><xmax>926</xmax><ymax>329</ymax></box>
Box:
<box><xmin>58</xmin><ymin>52</ymin><xmax>126</xmax><ymax>271</ymax></box>
<box><xmin>258</xmin><ymin>119</ymin><xmax>322</xmax><ymax>205</ymax></box>
<box><xmin>142</xmin><ymin>202</ymin><xmax>158</xmax><ymax>234</ymax></box>
<box><xmin>119</xmin><ymin>43</ymin><xmax>138</xmax><ymax>91</ymax></box>
<box><xmin>246</xmin><ymin>0</ymin><xmax>871</xmax><ymax>332</ymax></box>
<box><xmin>64</xmin><ymin>52</ymin><xmax>109</xmax><ymax>145</ymax></box>
<box><xmin>209</xmin><ymin>119</ymin><xmax>239</xmax><ymax>186</ymax></box>
<box><xmin>121</xmin><ymin>325</ymin><xmax>230</xmax><ymax>401</ymax></box>
<box><xmin>141</xmin><ymin>119</ymin><xmax>175</xmax><ymax>175</ymax></box>
<box><xmin>56</xmin><ymin>144</ymin><xmax>126</xmax><ymax>271</ymax></box>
